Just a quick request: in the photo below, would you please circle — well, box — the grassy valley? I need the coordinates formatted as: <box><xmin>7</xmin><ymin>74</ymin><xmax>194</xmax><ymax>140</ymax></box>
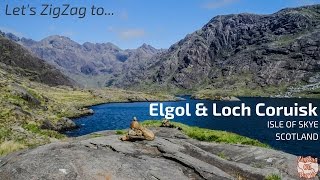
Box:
<box><xmin>0</xmin><ymin>69</ymin><xmax>175</xmax><ymax>156</ymax></box>
<box><xmin>0</xmin><ymin>35</ymin><xmax>175</xmax><ymax>156</ymax></box>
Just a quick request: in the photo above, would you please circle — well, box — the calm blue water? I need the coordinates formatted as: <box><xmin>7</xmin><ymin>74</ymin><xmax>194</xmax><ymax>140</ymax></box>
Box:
<box><xmin>65</xmin><ymin>96</ymin><xmax>320</xmax><ymax>158</ymax></box>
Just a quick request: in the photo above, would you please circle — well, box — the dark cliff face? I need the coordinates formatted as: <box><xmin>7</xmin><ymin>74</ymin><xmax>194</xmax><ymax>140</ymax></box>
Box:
<box><xmin>120</xmin><ymin>5</ymin><xmax>320</xmax><ymax>91</ymax></box>
<box><xmin>0</xmin><ymin>36</ymin><xmax>75</xmax><ymax>87</ymax></box>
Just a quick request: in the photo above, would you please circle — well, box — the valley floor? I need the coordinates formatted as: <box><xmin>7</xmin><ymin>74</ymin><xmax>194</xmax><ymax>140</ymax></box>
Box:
<box><xmin>0</xmin><ymin>67</ymin><xmax>176</xmax><ymax>156</ymax></box>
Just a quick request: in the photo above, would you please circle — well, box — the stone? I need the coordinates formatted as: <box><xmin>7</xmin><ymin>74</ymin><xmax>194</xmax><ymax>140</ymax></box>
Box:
<box><xmin>79</xmin><ymin>108</ymin><xmax>94</xmax><ymax>116</ymax></box>
<box><xmin>160</xmin><ymin>119</ymin><xmax>175</xmax><ymax>128</ymax></box>
<box><xmin>120</xmin><ymin>117</ymin><xmax>155</xmax><ymax>141</ymax></box>
<box><xmin>0</xmin><ymin>128</ymin><xmax>307</xmax><ymax>180</ymax></box>
<box><xmin>10</xmin><ymin>83</ymin><xmax>41</xmax><ymax>105</ymax></box>
<box><xmin>40</xmin><ymin>120</ymin><xmax>56</xmax><ymax>130</ymax></box>
<box><xmin>55</xmin><ymin>117</ymin><xmax>78</xmax><ymax>132</ymax></box>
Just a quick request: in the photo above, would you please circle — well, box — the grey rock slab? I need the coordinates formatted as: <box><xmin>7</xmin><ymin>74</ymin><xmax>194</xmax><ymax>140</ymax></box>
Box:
<box><xmin>0</xmin><ymin>128</ymin><xmax>313</xmax><ymax>180</ymax></box>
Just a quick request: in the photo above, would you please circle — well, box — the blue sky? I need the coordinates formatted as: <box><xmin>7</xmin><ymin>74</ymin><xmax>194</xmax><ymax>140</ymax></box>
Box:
<box><xmin>0</xmin><ymin>0</ymin><xmax>319</xmax><ymax>49</ymax></box>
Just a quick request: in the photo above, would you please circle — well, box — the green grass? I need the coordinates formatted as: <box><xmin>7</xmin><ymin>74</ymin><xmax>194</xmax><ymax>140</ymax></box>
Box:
<box><xmin>115</xmin><ymin>130</ymin><xmax>127</xmax><ymax>135</ymax></box>
<box><xmin>89</xmin><ymin>133</ymin><xmax>104</xmax><ymax>138</ymax></box>
<box><xmin>265</xmin><ymin>174</ymin><xmax>281</xmax><ymax>180</ymax></box>
<box><xmin>0</xmin><ymin>141</ymin><xmax>26</xmax><ymax>156</ymax></box>
<box><xmin>129</xmin><ymin>81</ymin><xmax>195</xmax><ymax>96</ymax></box>
<box><xmin>193</xmin><ymin>85</ymin><xmax>288</xmax><ymax>100</ymax></box>
<box><xmin>217</xmin><ymin>152</ymin><xmax>228</xmax><ymax>160</ymax></box>
<box><xmin>0</xmin><ymin>127</ymin><xmax>11</xmax><ymax>141</ymax></box>
<box><xmin>190</xmin><ymin>71</ymin><xmax>289</xmax><ymax>99</ymax></box>
<box><xmin>275</xmin><ymin>30</ymin><xmax>309</xmax><ymax>46</ymax></box>
<box><xmin>295</xmin><ymin>88</ymin><xmax>320</xmax><ymax>98</ymax></box>
<box><xmin>22</xmin><ymin>123</ymin><xmax>65</xmax><ymax>139</ymax></box>
<box><xmin>141</xmin><ymin>120</ymin><xmax>269</xmax><ymax>148</ymax></box>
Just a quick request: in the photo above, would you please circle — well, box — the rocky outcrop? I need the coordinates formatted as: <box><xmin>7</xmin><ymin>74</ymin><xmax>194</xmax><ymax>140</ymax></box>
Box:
<box><xmin>10</xmin><ymin>83</ymin><xmax>41</xmax><ymax>105</ymax></box>
<box><xmin>41</xmin><ymin>117</ymin><xmax>78</xmax><ymax>132</ymax></box>
<box><xmin>0</xmin><ymin>128</ymin><xmax>306</xmax><ymax>180</ymax></box>
<box><xmin>117</xmin><ymin>5</ymin><xmax>320</xmax><ymax>93</ymax></box>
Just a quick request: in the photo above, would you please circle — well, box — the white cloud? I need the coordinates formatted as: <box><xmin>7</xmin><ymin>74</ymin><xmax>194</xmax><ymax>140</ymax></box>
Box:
<box><xmin>119</xmin><ymin>10</ymin><xmax>129</xmax><ymax>20</ymax></box>
<box><xmin>118</xmin><ymin>29</ymin><xmax>146</xmax><ymax>40</ymax></box>
<box><xmin>202</xmin><ymin>0</ymin><xmax>239</xmax><ymax>9</ymax></box>
<box><xmin>107</xmin><ymin>27</ymin><xmax>146</xmax><ymax>40</ymax></box>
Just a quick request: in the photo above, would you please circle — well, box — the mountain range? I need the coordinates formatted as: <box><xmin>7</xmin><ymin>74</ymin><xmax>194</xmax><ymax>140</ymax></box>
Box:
<box><xmin>1</xmin><ymin>4</ymin><xmax>320</xmax><ymax>96</ymax></box>
<box><xmin>119</xmin><ymin>4</ymin><xmax>320</xmax><ymax>96</ymax></box>
<box><xmin>2</xmin><ymin>32</ymin><xmax>165</xmax><ymax>87</ymax></box>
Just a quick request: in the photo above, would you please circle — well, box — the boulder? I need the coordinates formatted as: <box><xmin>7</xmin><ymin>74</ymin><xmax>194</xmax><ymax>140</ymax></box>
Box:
<box><xmin>0</xmin><ymin>128</ymin><xmax>307</xmax><ymax>180</ymax></box>
<box><xmin>40</xmin><ymin>120</ymin><xmax>57</xmax><ymax>130</ymax></box>
<box><xmin>55</xmin><ymin>117</ymin><xmax>78</xmax><ymax>132</ymax></box>
<box><xmin>79</xmin><ymin>108</ymin><xmax>94</xmax><ymax>116</ymax></box>
<box><xmin>10</xmin><ymin>83</ymin><xmax>41</xmax><ymax>105</ymax></box>
<box><xmin>41</xmin><ymin>118</ymin><xmax>77</xmax><ymax>132</ymax></box>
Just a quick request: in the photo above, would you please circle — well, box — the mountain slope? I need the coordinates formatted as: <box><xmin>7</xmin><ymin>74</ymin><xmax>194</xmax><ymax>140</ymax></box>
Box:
<box><xmin>0</xmin><ymin>35</ymin><xmax>75</xmax><ymax>87</ymax></box>
<box><xmin>119</xmin><ymin>5</ymin><xmax>320</xmax><ymax>96</ymax></box>
<box><xmin>2</xmin><ymin>33</ymin><xmax>165</xmax><ymax>88</ymax></box>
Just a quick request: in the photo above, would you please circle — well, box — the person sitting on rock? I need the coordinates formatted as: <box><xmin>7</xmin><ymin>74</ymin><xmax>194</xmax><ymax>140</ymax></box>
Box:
<box><xmin>120</xmin><ymin>117</ymin><xmax>155</xmax><ymax>141</ymax></box>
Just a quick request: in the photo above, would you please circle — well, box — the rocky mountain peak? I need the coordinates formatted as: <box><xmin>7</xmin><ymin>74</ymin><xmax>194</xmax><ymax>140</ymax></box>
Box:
<box><xmin>137</xmin><ymin>43</ymin><xmax>158</xmax><ymax>54</ymax></box>
<box><xmin>139</xmin><ymin>43</ymin><xmax>153</xmax><ymax>49</ymax></box>
<box><xmin>43</xmin><ymin>35</ymin><xmax>71</xmax><ymax>41</ymax></box>
<box><xmin>4</xmin><ymin>32</ymin><xmax>21</xmax><ymax>42</ymax></box>
<box><xmin>117</xmin><ymin>4</ymin><xmax>320</xmax><ymax>92</ymax></box>
<box><xmin>39</xmin><ymin>35</ymin><xmax>81</xmax><ymax>49</ymax></box>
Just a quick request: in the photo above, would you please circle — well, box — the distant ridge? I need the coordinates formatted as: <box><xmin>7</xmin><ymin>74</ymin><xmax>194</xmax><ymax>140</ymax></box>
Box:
<box><xmin>0</xmin><ymin>34</ymin><xmax>75</xmax><ymax>87</ymax></box>
<box><xmin>1</xmin><ymin>31</ymin><xmax>165</xmax><ymax>88</ymax></box>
